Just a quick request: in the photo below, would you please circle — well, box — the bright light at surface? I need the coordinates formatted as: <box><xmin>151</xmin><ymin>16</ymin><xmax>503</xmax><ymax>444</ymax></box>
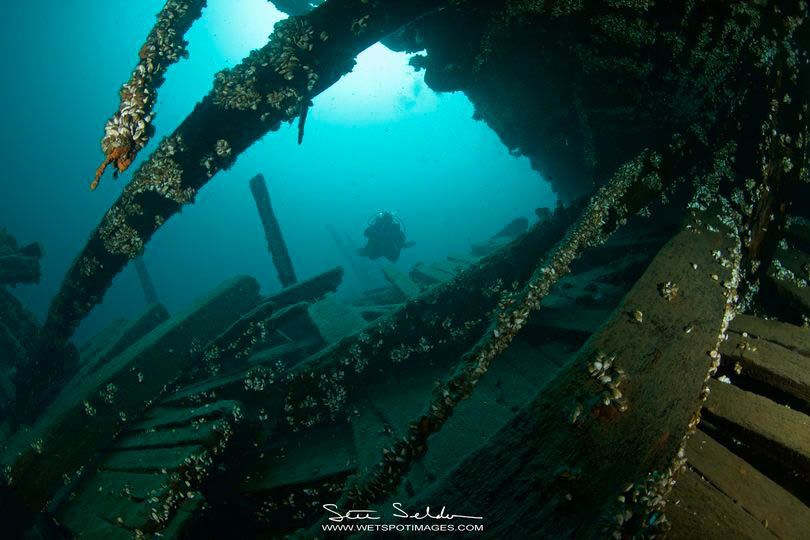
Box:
<box><xmin>194</xmin><ymin>1</ymin><xmax>433</xmax><ymax>125</ymax></box>
<box><xmin>315</xmin><ymin>44</ymin><xmax>439</xmax><ymax>124</ymax></box>
<box><xmin>199</xmin><ymin>0</ymin><xmax>285</xmax><ymax>62</ymax></box>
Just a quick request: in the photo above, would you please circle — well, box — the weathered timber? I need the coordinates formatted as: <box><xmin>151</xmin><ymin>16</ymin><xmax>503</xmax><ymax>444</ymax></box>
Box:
<box><xmin>241</xmin><ymin>422</ymin><xmax>356</xmax><ymax>494</ymax></box>
<box><xmin>0</xmin><ymin>229</ymin><xmax>41</xmax><ymax>286</ymax></box>
<box><xmin>0</xmin><ymin>276</ymin><xmax>259</xmax><ymax>529</ymax></box>
<box><xmin>381</xmin><ymin>265</ymin><xmax>420</xmax><ymax>299</ymax></box>
<box><xmin>75</xmin><ymin>303</ymin><xmax>170</xmax><ymax>380</ymax></box>
<box><xmin>408</xmin><ymin>261</ymin><xmax>452</xmax><ymax>285</ymax></box>
<box><xmin>0</xmin><ymin>251</ymin><xmax>41</xmax><ymax>286</ymax></box>
<box><xmin>721</xmin><ymin>333</ymin><xmax>810</xmax><ymax>407</ymax></box>
<box><xmin>304</xmin><ymin>295</ymin><xmax>367</xmax><ymax>345</ymax></box>
<box><xmin>703</xmin><ymin>378</ymin><xmax>810</xmax><ymax>482</ymax></box>
<box><xmin>264</xmin><ymin>266</ymin><xmax>343</xmax><ymax>309</ymax></box>
<box><xmin>55</xmin><ymin>398</ymin><xmax>241</xmax><ymax>537</ymax></box>
<box><xmin>128</xmin><ymin>400</ymin><xmax>242</xmax><ymax>432</ymax></box>
<box><xmin>29</xmin><ymin>0</ymin><xmax>450</xmax><ymax>420</ymax></box>
<box><xmin>78</xmin><ymin>317</ymin><xmax>129</xmax><ymax>362</ymax></box>
<box><xmin>666</xmin><ymin>468</ymin><xmax>777</xmax><ymax>540</ymax></box>
<box><xmin>133</xmin><ymin>256</ymin><xmax>159</xmax><ymax>305</ymax></box>
<box><xmin>249</xmin><ymin>174</ymin><xmax>297</xmax><ymax>287</ymax></box>
<box><xmin>684</xmin><ymin>429</ymin><xmax>810</xmax><ymax>540</ymax></box>
<box><xmin>730</xmin><ymin>314</ymin><xmax>810</xmax><ymax>357</ymax></box>
<box><xmin>400</xmin><ymin>204</ymin><xmax>741</xmax><ymax>539</ymax></box>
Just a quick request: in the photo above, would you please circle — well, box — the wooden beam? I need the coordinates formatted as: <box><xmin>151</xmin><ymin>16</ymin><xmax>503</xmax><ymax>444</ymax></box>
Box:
<box><xmin>249</xmin><ymin>174</ymin><xmax>297</xmax><ymax>288</ymax></box>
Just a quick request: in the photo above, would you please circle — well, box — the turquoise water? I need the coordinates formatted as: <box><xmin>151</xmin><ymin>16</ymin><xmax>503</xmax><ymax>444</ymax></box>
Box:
<box><xmin>0</xmin><ymin>0</ymin><xmax>554</xmax><ymax>343</ymax></box>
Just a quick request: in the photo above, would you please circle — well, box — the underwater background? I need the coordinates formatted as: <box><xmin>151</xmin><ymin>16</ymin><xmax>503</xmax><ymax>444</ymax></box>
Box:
<box><xmin>0</xmin><ymin>0</ymin><xmax>554</xmax><ymax>345</ymax></box>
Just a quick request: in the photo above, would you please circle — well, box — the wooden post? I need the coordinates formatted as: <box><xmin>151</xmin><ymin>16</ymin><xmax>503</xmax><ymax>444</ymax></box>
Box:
<box><xmin>133</xmin><ymin>257</ymin><xmax>159</xmax><ymax>305</ymax></box>
<box><xmin>249</xmin><ymin>174</ymin><xmax>297</xmax><ymax>288</ymax></box>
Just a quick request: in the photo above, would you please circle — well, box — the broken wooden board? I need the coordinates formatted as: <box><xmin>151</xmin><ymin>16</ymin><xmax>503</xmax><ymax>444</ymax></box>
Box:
<box><xmin>55</xmin><ymin>398</ymin><xmax>241</xmax><ymax>537</ymax></box>
<box><xmin>0</xmin><ymin>232</ymin><xmax>42</xmax><ymax>286</ymax></box>
<box><xmin>409</xmin><ymin>262</ymin><xmax>452</xmax><ymax>286</ymax></box>
<box><xmin>264</xmin><ymin>267</ymin><xmax>343</xmax><ymax>309</ymax></box>
<box><xmin>158</xmin><ymin>336</ymin><xmax>322</xmax><ymax>409</ymax></box>
<box><xmin>240</xmin><ymin>422</ymin><xmax>356</xmax><ymax>494</ymax></box>
<box><xmin>684</xmin><ymin>429</ymin><xmax>810</xmax><ymax>540</ymax></box>
<box><xmin>703</xmin><ymin>379</ymin><xmax>810</xmax><ymax>482</ymax></box>
<box><xmin>305</xmin><ymin>295</ymin><xmax>368</xmax><ymax>345</ymax></box>
<box><xmin>666</xmin><ymin>467</ymin><xmax>777</xmax><ymax>540</ymax></box>
<box><xmin>78</xmin><ymin>318</ymin><xmax>129</xmax><ymax>362</ymax></box>
<box><xmin>75</xmin><ymin>303</ymin><xmax>170</xmax><ymax>381</ymax></box>
<box><xmin>396</xmin><ymin>337</ymin><xmax>562</xmax><ymax>499</ymax></box>
<box><xmin>381</xmin><ymin>265</ymin><xmax>420</xmax><ymax>299</ymax></box>
<box><xmin>0</xmin><ymin>276</ymin><xmax>260</xmax><ymax>524</ymax></box>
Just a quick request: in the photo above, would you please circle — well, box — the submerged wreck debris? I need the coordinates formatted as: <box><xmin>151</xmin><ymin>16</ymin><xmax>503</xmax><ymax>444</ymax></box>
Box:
<box><xmin>337</xmin><ymin>147</ymin><xmax>667</xmax><ymax>509</ymax></box>
<box><xmin>92</xmin><ymin>0</ymin><xmax>208</xmax><ymax>190</ymax></box>
<box><xmin>248</xmin><ymin>174</ymin><xmax>297</xmax><ymax>287</ymax></box>
<box><xmin>2</xmin><ymin>0</ymin><xmax>809</xmax><ymax>537</ymax></box>
<box><xmin>0</xmin><ymin>229</ymin><xmax>42</xmax><ymax>287</ymax></box>
<box><xmin>22</xmin><ymin>0</ymin><xmax>449</xmax><ymax>421</ymax></box>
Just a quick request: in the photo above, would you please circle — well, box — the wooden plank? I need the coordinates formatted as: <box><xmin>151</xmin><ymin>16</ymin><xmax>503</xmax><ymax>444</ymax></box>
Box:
<box><xmin>242</xmin><ymin>423</ymin><xmax>356</xmax><ymax>493</ymax></box>
<box><xmin>730</xmin><ymin>314</ymin><xmax>810</xmax><ymax>357</ymax></box>
<box><xmin>128</xmin><ymin>400</ymin><xmax>239</xmax><ymax>432</ymax></box>
<box><xmin>74</xmin><ymin>303</ymin><xmax>170</xmax><ymax>382</ymax></box>
<box><xmin>381</xmin><ymin>265</ymin><xmax>420</xmax><ymax>298</ymax></box>
<box><xmin>249</xmin><ymin>174</ymin><xmax>297</xmax><ymax>287</ymax></box>
<box><xmin>306</xmin><ymin>295</ymin><xmax>367</xmax><ymax>345</ymax></box>
<box><xmin>686</xmin><ymin>429</ymin><xmax>810</xmax><ymax>540</ymax></box>
<box><xmin>87</xmin><ymin>470</ymin><xmax>169</xmax><ymax>500</ymax></box>
<box><xmin>101</xmin><ymin>446</ymin><xmax>205</xmax><ymax>473</ymax></box>
<box><xmin>446</xmin><ymin>253</ymin><xmax>478</xmax><ymax>266</ymax></box>
<box><xmin>667</xmin><ymin>468</ymin><xmax>777</xmax><ymax>540</ymax></box>
<box><xmin>265</xmin><ymin>267</ymin><xmax>343</xmax><ymax>309</ymax></box>
<box><xmin>721</xmin><ymin>333</ymin><xmax>810</xmax><ymax>406</ymax></box>
<box><xmin>78</xmin><ymin>318</ymin><xmax>129</xmax><ymax>361</ymax></box>
<box><xmin>58</xmin><ymin>515</ymin><xmax>132</xmax><ymax>540</ymax></box>
<box><xmin>159</xmin><ymin>494</ymin><xmax>203</xmax><ymax>537</ymax></box>
<box><xmin>409</xmin><ymin>262</ymin><xmax>449</xmax><ymax>285</ymax></box>
<box><xmin>114</xmin><ymin>422</ymin><xmax>221</xmax><ymax>450</ymax></box>
<box><xmin>430</xmin><ymin>260</ymin><xmax>460</xmax><ymax>277</ymax></box>
<box><xmin>704</xmin><ymin>379</ymin><xmax>810</xmax><ymax>479</ymax></box>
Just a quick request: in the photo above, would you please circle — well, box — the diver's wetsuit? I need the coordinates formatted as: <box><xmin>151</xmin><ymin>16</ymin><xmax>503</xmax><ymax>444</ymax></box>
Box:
<box><xmin>357</xmin><ymin>213</ymin><xmax>413</xmax><ymax>263</ymax></box>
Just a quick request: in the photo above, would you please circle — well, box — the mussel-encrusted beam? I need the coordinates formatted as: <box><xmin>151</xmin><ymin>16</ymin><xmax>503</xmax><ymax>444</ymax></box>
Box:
<box><xmin>92</xmin><ymin>0</ymin><xmax>208</xmax><ymax>189</ymax></box>
<box><xmin>21</xmin><ymin>0</ymin><xmax>449</xmax><ymax>421</ymax></box>
<box><xmin>403</xmin><ymin>200</ymin><xmax>742</xmax><ymax>539</ymax></box>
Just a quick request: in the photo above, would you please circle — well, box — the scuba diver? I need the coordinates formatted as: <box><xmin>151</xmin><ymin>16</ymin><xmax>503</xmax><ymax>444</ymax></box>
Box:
<box><xmin>357</xmin><ymin>212</ymin><xmax>414</xmax><ymax>263</ymax></box>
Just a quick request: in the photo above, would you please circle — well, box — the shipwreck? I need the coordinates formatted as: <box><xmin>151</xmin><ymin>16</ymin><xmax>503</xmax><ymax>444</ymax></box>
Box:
<box><xmin>0</xmin><ymin>0</ymin><xmax>809</xmax><ymax>538</ymax></box>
